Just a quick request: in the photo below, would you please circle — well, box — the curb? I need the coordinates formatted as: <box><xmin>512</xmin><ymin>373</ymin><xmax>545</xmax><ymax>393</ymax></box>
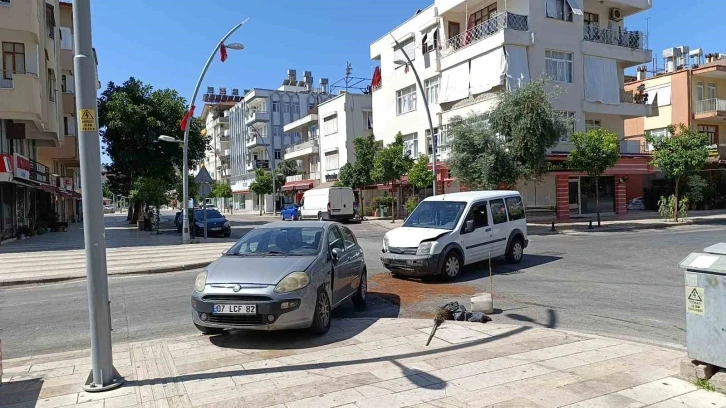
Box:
<box><xmin>0</xmin><ymin>262</ymin><xmax>210</xmax><ymax>288</ymax></box>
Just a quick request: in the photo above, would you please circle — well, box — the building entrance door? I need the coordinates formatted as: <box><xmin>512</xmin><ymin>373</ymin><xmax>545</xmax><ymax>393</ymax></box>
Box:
<box><xmin>568</xmin><ymin>178</ymin><xmax>580</xmax><ymax>215</ymax></box>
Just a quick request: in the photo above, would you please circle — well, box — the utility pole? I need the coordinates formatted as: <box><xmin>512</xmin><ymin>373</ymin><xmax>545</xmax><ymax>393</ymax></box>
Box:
<box><xmin>73</xmin><ymin>0</ymin><xmax>123</xmax><ymax>392</ymax></box>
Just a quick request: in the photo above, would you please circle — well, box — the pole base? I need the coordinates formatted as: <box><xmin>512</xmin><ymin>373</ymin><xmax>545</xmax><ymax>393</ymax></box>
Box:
<box><xmin>83</xmin><ymin>367</ymin><xmax>124</xmax><ymax>392</ymax></box>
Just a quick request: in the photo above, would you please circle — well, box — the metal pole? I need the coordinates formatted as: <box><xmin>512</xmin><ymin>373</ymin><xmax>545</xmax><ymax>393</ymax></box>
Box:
<box><xmin>270</xmin><ymin>145</ymin><xmax>276</xmax><ymax>215</ymax></box>
<box><xmin>72</xmin><ymin>0</ymin><xmax>123</xmax><ymax>392</ymax></box>
<box><xmin>390</xmin><ymin>34</ymin><xmax>438</xmax><ymax>196</ymax></box>
<box><xmin>181</xmin><ymin>19</ymin><xmax>249</xmax><ymax>244</ymax></box>
<box><xmin>203</xmin><ymin>201</ymin><xmax>208</xmax><ymax>239</ymax></box>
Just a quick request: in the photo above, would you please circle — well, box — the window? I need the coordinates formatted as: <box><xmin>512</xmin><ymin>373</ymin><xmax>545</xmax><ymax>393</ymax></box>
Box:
<box><xmin>59</xmin><ymin>27</ymin><xmax>73</xmax><ymax>50</ymax></box>
<box><xmin>489</xmin><ymin>199</ymin><xmax>508</xmax><ymax>224</ymax></box>
<box><xmin>464</xmin><ymin>202</ymin><xmax>489</xmax><ymax>229</ymax></box>
<box><xmin>546</xmin><ymin>50</ymin><xmax>573</xmax><ymax>83</ymax></box>
<box><xmin>272</xmin><ymin>101</ymin><xmax>280</xmax><ymax>112</ymax></box>
<box><xmin>646</xmin><ymin>127</ymin><xmax>669</xmax><ymax>151</ymax></box>
<box><xmin>425</xmin><ymin>128</ymin><xmax>440</xmax><ymax>154</ymax></box>
<box><xmin>2</xmin><ymin>42</ymin><xmax>25</xmax><ymax>78</ymax></box>
<box><xmin>283</xmin><ymin>103</ymin><xmax>290</xmax><ymax>113</ymax></box>
<box><xmin>546</xmin><ymin>0</ymin><xmax>573</xmax><ymax>21</ymax></box>
<box><xmin>585</xmin><ymin>119</ymin><xmax>601</xmax><ymax>131</ymax></box>
<box><xmin>697</xmin><ymin>81</ymin><xmax>704</xmax><ymax>101</ymax></box>
<box><xmin>424</xmin><ymin>76</ymin><xmax>439</xmax><ymax>104</ymax></box>
<box><xmin>396</xmin><ymin>85</ymin><xmax>417</xmax><ymax>115</ymax></box>
<box><xmin>560</xmin><ymin>111</ymin><xmax>576</xmax><ymax>141</ymax></box>
<box><xmin>273</xmin><ymin>126</ymin><xmax>281</xmax><ymax>137</ymax></box>
<box><xmin>471</xmin><ymin>3</ymin><xmax>498</xmax><ymax>27</ymax></box>
<box><xmin>293</xmin><ymin>104</ymin><xmax>300</xmax><ymax>114</ymax></box>
<box><xmin>393</xmin><ymin>37</ymin><xmax>415</xmax><ymax>64</ymax></box>
<box><xmin>697</xmin><ymin>125</ymin><xmax>718</xmax><ymax>145</ymax></box>
<box><xmin>325</xmin><ymin>151</ymin><xmax>339</xmax><ymax>171</ymax></box>
<box><xmin>0</xmin><ymin>1</ymin><xmax>9</xmax><ymax>6</ymax></box>
<box><xmin>327</xmin><ymin>226</ymin><xmax>345</xmax><ymax>252</ymax></box>
<box><xmin>323</xmin><ymin>114</ymin><xmax>338</xmax><ymax>135</ymax></box>
<box><xmin>274</xmin><ymin>149</ymin><xmax>281</xmax><ymax>160</ymax></box>
<box><xmin>583</xmin><ymin>12</ymin><xmax>599</xmax><ymax>26</ymax></box>
<box><xmin>47</xmin><ymin>69</ymin><xmax>55</xmax><ymax>102</ymax></box>
<box><xmin>45</xmin><ymin>4</ymin><xmax>55</xmax><ymax>39</ymax></box>
<box><xmin>708</xmin><ymin>83</ymin><xmax>717</xmax><ymax>100</ymax></box>
<box><xmin>362</xmin><ymin>111</ymin><xmax>373</xmax><ymax>130</ymax></box>
<box><xmin>308</xmin><ymin>102</ymin><xmax>315</xmax><ymax>112</ymax></box>
<box><xmin>341</xmin><ymin>227</ymin><xmax>357</xmax><ymax>250</ymax></box>
<box><xmin>61</xmin><ymin>75</ymin><xmax>67</xmax><ymax>92</ymax></box>
<box><xmin>505</xmin><ymin>196</ymin><xmax>525</xmax><ymax>221</ymax></box>
<box><xmin>402</xmin><ymin>133</ymin><xmax>417</xmax><ymax>158</ymax></box>
<box><xmin>403</xmin><ymin>201</ymin><xmax>467</xmax><ymax>231</ymax></box>
<box><xmin>63</xmin><ymin>117</ymin><xmax>69</xmax><ymax>135</ymax></box>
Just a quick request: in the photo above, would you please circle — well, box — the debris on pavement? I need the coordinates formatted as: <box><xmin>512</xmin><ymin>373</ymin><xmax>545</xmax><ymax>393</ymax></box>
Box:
<box><xmin>426</xmin><ymin>302</ymin><xmax>492</xmax><ymax>346</ymax></box>
<box><xmin>426</xmin><ymin>306</ymin><xmax>452</xmax><ymax>346</ymax></box>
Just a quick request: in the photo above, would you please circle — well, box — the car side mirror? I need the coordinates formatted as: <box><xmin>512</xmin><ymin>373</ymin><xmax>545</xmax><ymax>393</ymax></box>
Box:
<box><xmin>222</xmin><ymin>249</ymin><xmax>228</xmax><ymax>256</ymax></box>
<box><xmin>331</xmin><ymin>247</ymin><xmax>343</xmax><ymax>261</ymax></box>
<box><xmin>464</xmin><ymin>219</ymin><xmax>475</xmax><ymax>233</ymax></box>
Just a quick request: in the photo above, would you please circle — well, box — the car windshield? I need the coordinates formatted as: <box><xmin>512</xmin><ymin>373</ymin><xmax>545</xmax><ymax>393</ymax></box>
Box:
<box><xmin>195</xmin><ymin>209</ymin><xmax>223</xmax><ymax>219</ymax></box>
<box><xmin>227</xmin><ymin>227</ymin><xmax>323</xmax><ymax>256</ymax></box>
<box><xmin>403</xmin><ymin>201</ymin><xmax>467</xmax><ymax>230</ymax></box>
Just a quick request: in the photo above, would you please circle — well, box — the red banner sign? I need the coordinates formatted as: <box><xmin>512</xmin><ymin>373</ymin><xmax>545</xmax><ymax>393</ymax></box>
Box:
<box><xmin>13</xmin><ymin>154</ymin><xmax>30</xmax><ymax>180</ymax></box>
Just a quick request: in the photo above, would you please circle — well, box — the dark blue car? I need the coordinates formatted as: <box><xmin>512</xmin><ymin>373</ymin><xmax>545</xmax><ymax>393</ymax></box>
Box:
<box><xmin>280</xmin><ymin>204</ymin><xmax>300</xmax><ymax>221</ymax></box>
<box><xmin>176</xmin><ymin>209</ymin><xmax>231</xmax><ymax>237</ymax></box>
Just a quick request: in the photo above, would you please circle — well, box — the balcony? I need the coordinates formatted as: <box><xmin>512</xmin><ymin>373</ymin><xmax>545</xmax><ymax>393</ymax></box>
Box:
<box><xmin>0</xmin><ymin>71</ymin><xmax>43</xmax><ymax>123</ymax></box>
<box><xmin>246</xmin><ymin>135</ymin><xmax>268</xmax><ymax>149</ymax></box>
<box><xmin>583</xmin><ymin>89</ymin><xmax>651</xmax><ymax>118</ymax></box>
<box><xmin>284</xmin><ymin>139</ymin><xmax>319</xmax><ymax>160</ymax></box>
<box><xmin>220</xmin><ymin>129</ymin><xmax>230</xmax><ymax>140</ymax></box>
<box><xmin>440</xmin><ymin>12</ymin><xmax>529</xmax><ymax>64</ymax></box>
<box><xmin>694</xmin><ymin>98</ymin><xmax>726</xmax><ymax>119</ymax></box>
<box><xmin>220</xmin><ymin>149</ymin><xmax>231</xmax><ymax>158</ymax></box>
<box><xmin>582</xmin><ymin>25</ymin><xmax>651</xmax><ymax>66</ymax></box>
<box><xmin>620</xmin><ymin>140</ymin><xmax>648</xmax><ymax>155</ymax></box>
<box><xmin>209</xmin><ymin>116</ymin><xmax>229</xmax><ymax>128</ymax></box>
<box><xmin>245</xmin><ymin>110</ymin><xmax>270</xmax><ymax>125</ymax></box>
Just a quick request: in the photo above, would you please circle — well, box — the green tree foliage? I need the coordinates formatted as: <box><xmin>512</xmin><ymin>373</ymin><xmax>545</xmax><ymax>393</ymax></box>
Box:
<box><xmin>174</xmin><ymin>177</ymin><xmax>199</xmax><ymax>207</ymax></box>
<box><xmin>98</xmin><ymin>77</ymin><xmax>210</xmax><ymax>221</ymax></box>
<box><xmin>339</xmin><ymin>134</ymin><xmax>380</xmax><ymax>212</ymax></box>
<box><xmin>102</xmin><ymin>183</ymin><xmax>113</xmax><ymax>199</ymax></box>
<box><xmin>212</xmin><ymin>181</ymin><xmax>233</xmax><ymax>199</ymax></box>
<box><xmin>131</xmin><ymin>177</ymin><xmax>171</xmax><ymax>207</ymax></box>
<box><xmin>448</xmin><ymin>78</ymin><xmax>569</xmax><ymax>189</ymax></box>
<box><xmin>249</xmin><ymin>169</ymin><xmax>273</xmax><ymax>216</ymax></box>
<box><xmin>373</xmin><ymin>133</ymin><xmax>414</xmax><ymax>220</ymax></box>
<box><xmin>646</xmin><ymin>124</ymin><xmax>710</xmax><ymax>221</ymax></box>
<box><xmin>408</xmin><ymin>154</ymin><xmax>435</xmax><ymax>191</ymax></box>
<box><xmin>275</xmin><ymin>159</ymin><xmax>300</xmax><ymax>188</ymax></box>
<box><xmin>567</xmin><ymin>128</ymin><xmax>621</xmax><ymax>215</ymax></box>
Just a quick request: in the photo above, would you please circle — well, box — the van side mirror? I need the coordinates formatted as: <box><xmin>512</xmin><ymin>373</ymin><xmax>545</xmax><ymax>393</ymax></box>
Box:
<box><xmin>464</xmin><ymin>219</ymin><xmax>475</xmax><ymax>233</ymax></box>
<box><xmin>331</xmin><ymin>247</ymin><xmax>343</xmax><ymax>261</ymax></box>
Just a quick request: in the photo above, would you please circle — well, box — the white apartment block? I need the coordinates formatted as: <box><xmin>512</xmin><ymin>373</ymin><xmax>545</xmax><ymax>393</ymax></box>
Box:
<box><xmin>370</xmin><ymin>0</ymin><xmax>653</xmax><ymax>201</ymax></box>
<box><xmin>199</xmin><ymin>88</ymin><xmax>243</xmax><ymax>183</ymax></box>
<box><xmin>228</xmin><ymin>70</ymin><xmax>334</xmax><ymax>212</ymax></box>
<box><xmin>282</xmin><ymin>91</ymin><xmax>373</xmax><ymax>195</ymax></box>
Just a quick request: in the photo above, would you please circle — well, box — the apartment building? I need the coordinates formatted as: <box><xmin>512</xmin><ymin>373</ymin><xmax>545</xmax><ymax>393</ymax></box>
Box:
<box><xmin>0</xmin><ymin>0</ymin><xmax>97</xmax><ymax>241</ymax></box>
<box><xmin>228</xmin><ymin>70</ymin><xmax>333</xmax><ymax>212</ymax></box>
<box><xmin>370</xmin><ymin>0</ymin><xmax>654</xmax><ymax>220</ymax></box>
<box><xmin>624</xmin><ymin>46</ymin><xmax>726</xmax><ymax>166</ymax></box>
<box><xmin>281</xmin><ymin>91</ymin><xmax>373</xmax><ymax>202</ymax></box>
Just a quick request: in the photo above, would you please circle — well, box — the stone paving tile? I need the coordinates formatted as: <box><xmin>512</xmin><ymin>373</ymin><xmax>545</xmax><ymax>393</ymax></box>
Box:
<box><xmin>562</xmin><ymin>393</ymin><xmax>645</xmax><ymax>407</ymax></box>
<box><xmin>617</xmin><ymin>377</ymin><xmax>699</xmax><ymax>405</ymax></box>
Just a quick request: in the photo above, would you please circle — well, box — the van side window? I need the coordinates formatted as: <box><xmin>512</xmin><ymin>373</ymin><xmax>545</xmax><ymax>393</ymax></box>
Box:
<box><xmin>489</xmin><ymin>199</ymin><xmax>508</xmax><ymax>224</ymax></box>
<box><xmin>464</xmin><ymin>202</ymin><xmax>488</xmax><ymax>229</ymax></box>
<box><xmin>505</xmin><ymin>196</ymin><xmax>525</xmax><ymax>221</ymax></box>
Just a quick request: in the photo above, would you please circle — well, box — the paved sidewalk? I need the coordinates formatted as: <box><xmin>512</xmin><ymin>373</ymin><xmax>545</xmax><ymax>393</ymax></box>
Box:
<box><xmin>0</xmin><ymin>215</ymin><xmax>236</xmax><ymax>287</ymax></box>
<box><xmin>2</xmin><ymin>318</ymin><xmax>723</xmax><ymax>408</ymax></box>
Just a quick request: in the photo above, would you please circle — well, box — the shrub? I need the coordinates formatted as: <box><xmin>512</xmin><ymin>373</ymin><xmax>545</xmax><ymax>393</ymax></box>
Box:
<box><xmin>405</xmin><ymin>197</ymin><xmax>419</xmax><ymax>215</ymax></box>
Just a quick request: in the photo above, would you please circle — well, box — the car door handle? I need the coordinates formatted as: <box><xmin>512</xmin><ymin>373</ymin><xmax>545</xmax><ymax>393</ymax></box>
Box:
<box><xmin>485</xmin><ymin>228</ymin><xmax>492</xmax><ymax>232</ymax></box>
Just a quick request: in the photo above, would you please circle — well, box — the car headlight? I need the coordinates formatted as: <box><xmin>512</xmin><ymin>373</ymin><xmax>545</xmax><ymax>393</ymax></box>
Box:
<box><xmin>224</xmin><ymin>221</ymin><xmax>230</xmax><ymax>228</ymax></box>
<box><xmin>194</xmin><ymin>270</ymin><xmax>208</xmax><ymax>292</ymax></box>
<box><xmin>416</xmin><ymin>242</ymin><xmax>433</xmax><ymax>255</ymax></box>
<box><xmin>383</xmin><ymin>235</ymin><xmax>389</xmax><ymax>252</ymax></box>
<box><xmin>274</xmin><ymin>272</ymin><xmax>310</xmax><ymax>294</ymax></box>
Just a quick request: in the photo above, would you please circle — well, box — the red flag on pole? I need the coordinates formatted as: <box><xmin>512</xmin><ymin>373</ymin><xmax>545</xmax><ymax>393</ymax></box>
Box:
<box><xmin>220</xmin><ymin>43</ymin><xmax>228</xmax><ymax>63</ymax></box>
<box><xmin>179</xmin><ymin>104</ymin><xmax>195</xmax><ymax>131</ymax></box>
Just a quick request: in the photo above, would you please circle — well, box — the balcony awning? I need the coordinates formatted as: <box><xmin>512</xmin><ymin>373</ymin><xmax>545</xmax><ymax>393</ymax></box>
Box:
<box><xmin>40</xmin><ymin>184</ymin><xmax>58</xmax><ymax>193</ymax></box>
<box><xmin>281</xmin><ymin>180</ymin><xmax>314</xmax><ymax>191</ymax></box>
<box><xmin>283</xmin><ymin>114</ymin><xmax>318</xmax><ymax>133</ymax></box>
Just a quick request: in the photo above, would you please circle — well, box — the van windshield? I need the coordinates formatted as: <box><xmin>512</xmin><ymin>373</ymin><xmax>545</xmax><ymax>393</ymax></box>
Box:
<box><xmin>403</xmin><ymin>201</ymin><xmax>467</xmax><ymax>230</ymax></box>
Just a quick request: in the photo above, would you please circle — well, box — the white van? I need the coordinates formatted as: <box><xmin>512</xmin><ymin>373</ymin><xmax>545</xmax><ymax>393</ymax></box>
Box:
<box><xmin>300</xmin><ymin>187</ymin><xmax>355</xmax><ymax>221</ymax></box>
<box><xmin>380</xmin><ymin>191</ymin><xmax>528</xmax><ymax>280</ymax></box>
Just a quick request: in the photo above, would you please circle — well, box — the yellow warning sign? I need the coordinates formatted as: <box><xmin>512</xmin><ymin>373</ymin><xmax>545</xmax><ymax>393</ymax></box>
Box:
<box><xmin>686</xmin><ymin>286</ymin><xmax>705</xmax><ymax>315</ymax></box>
<box><xmin>78</xmin><ymin>109</ymin><xmax>97</xmax><ymax>132</ymax></box>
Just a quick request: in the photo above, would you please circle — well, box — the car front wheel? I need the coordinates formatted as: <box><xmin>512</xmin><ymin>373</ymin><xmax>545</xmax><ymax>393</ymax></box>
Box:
<box><xmin>440</xmin><ymin>251</ymin><xmax>462</xmax><ymax>281</ymax></box>
<box><xmin>309</xmin><ymin>289</ymin><xmax>331</xmax><ymax>335</ymax></box>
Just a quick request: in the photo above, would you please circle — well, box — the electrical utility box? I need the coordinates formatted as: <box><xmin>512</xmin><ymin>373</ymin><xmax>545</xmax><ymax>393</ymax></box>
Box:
<box><xmin>679</xmin><ymin>243</ymin><xmax>726</xmax><ymax>368</ymax></box>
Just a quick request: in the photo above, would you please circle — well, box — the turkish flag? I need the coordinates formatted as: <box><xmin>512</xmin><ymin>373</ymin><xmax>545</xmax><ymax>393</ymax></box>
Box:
<box><xmin>179</xmin><ymin>104</ymin><xmax>195</xmax><ymax>131</ymax></box>
<box><xmin>220</xmin><ymin>43</ymin><xmax>228</xmax><ymax>63</ymax></box>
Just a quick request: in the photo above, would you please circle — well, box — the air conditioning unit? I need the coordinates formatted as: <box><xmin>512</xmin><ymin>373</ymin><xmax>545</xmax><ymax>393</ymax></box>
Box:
<box><xmin>609</xmin><ymin>8</ymin><xmax>622</xmax><ymax>21</ymax></box>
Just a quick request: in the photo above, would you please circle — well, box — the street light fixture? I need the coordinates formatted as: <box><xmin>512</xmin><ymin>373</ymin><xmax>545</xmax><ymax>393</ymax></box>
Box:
<box><xmin>158</xmin><ymin>135</ymin><xmax>182</xmax><ymax>143</ymax></box>
<box><xmin>391</xmin><ymin>36</ymin><xmax>439</xmax><ymax>197</ymax></box>
<box><xmin>179</xmin><ymin>19</ymin><xmax>249</xmax><ymax>244</ymax></box>
<box><xmin>225</xmin><ymin>43</ymin><xmax>245</xmax><ymax>50</ymax></box>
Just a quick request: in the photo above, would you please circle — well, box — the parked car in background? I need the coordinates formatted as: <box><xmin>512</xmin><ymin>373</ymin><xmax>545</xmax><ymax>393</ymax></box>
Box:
<box><xmin>281</xmin><ymin>204</ymin><xmax>300</xmax><ymax>221</ymax></box>
<box><xmin>176</xmin><ymin>208</ymin><xmax>231</xmax><ymax>237</ymax></box>
<box><xmin>300</xmin><ymin>187</ymin><xmax>356</xmax><ymax>222</ymax></box>
<box><xmin>380</xmin><ymin>191</ymin><xmax>528</xmax><ymax>280</ymax></box>
<box><xmin>103</xmin><ymin>205</ymin><xmax>115</xmax><ymax>214</ymax></box>
<box><xmin>190</xmin><ymin>221</ymin><xmax>367</xmax><ymax>335</ymax></box>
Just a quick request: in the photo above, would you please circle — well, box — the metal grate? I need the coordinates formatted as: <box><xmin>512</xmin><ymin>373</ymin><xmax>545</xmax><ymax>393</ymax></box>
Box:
<box><xmin>207</xmin><ymin>314</ymin><xmax>266</xmax><ymax>325</ymax></box>
<box><xmin>583</xmin><ymin>26</ymin><xmax>648</xmax><ymax>50</ymax></box>
<box><xmin>441</xmin><ymin>12</ymin><xmax>529</xmax><ymax>57</ymax></box>
<box><xmin>388</xmin><ymin>247</ymin><xmax>418</xmax><ymax>255</ymax></box>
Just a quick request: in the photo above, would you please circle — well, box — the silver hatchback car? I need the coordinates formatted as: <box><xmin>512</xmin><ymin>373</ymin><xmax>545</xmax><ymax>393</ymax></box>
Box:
<box><xmin>191</xmin><ymin>221</ymin><xmax>367</xmax><ymax>335</ymax></box>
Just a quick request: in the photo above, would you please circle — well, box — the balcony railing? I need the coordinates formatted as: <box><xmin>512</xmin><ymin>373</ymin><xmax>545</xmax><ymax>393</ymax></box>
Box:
<box><xmin>694</xmin><ymin>98</ymin><xmax>726</xmax><ymax>114</ymax></box>
<box><xmin>284</xmin><ymin>139</ymin><xmax>318</xmax><ymax>155</ymax></box>
<box><xmin>441</xmin><ymin>12</ymin><xmax>528</xmax><ymax>57</ymax></box>
<box><xmin>583</xmin><ymin>25</ymin><xmax>648</xmax><ymax>50</ymax></box>
<box><xmin>1</xmin><ymin>70</ymin><xmax>39</xmax><ymax>89</ymax></box>
<box><xmin>619</xmin><ymin>140</ymin><xmax>649</xmax><ymax>154</ymax></box>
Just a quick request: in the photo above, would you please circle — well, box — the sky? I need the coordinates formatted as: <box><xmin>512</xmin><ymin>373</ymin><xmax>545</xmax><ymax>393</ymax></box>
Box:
<box><xmin>91</xmin><ymin>0</ymin><xmax>723</xmax><ymax>163</ymax></box>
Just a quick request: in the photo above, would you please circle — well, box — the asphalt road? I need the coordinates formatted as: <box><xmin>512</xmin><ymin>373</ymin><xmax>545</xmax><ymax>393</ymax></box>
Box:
<box><xmin>1</xmin><ymin>221</ymin><xmax>723</xmax><ymax>358</ymax></box>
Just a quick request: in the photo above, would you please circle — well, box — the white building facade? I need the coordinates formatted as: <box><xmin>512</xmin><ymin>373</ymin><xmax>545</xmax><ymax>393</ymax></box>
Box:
<box><xmin>228</xmin><ymin>70</ymin><xmax>334</xmax><ymax>212</ymax></box>
<box><xmin>370</xmin><ymin>0</ymin><xmax>653</xmax><ymax>218</ymax></box>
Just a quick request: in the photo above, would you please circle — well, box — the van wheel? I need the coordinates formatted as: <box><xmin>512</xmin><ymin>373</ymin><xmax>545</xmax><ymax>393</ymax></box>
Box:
<box><xmin>506</xmin><ymin>237</ymin><xmax>524</xmax><ymax>264</ymax></box>
<box><xmin>440</xmin><ymin>251</ymin><xmax>462</xmax><ymax>281</ymax></box>
<box><xmin>318</xmin><ymin>212</ymin><xmax>323</xmax><ymax>221</ymax></box>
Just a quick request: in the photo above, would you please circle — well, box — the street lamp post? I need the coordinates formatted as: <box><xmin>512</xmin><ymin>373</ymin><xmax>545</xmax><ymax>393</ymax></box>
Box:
<box><xmin>179</xmin><ymin>20</ymin><xmax>248</xmax><ymax>244</ymax></box>
<box><xmin>390</xmin><ymin>34</ymin><xmax>438</xmax><ymax>196</ymax></box>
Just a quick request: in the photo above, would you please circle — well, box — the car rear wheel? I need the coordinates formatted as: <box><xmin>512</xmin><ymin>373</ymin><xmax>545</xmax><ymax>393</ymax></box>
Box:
<box><xmin>352</xmin><ymin>269</ymin><xmax>367</xmax><ymax>309</ymax></box>
<box><xmin>506</xmin><ymin>237</ymin><xmax>524</xmax><ymax>264</ymax></box>
<box><xmin>440</xmin><ymin>251</ymin><xmax>462</xmax><ymax>281</ymax></box>
<box><xmin>309</xmin><ymin>289</ymin><xmax>331</xmax><ymax>335</ymax></box>
<box><xmin>194</xmin><ymin>323</ymin><xmax>224</xmax><ymax>335</ymax></box>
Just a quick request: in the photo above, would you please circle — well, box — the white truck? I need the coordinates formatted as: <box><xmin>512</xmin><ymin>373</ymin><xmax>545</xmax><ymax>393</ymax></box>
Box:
<box><xmin>300</xmin><ymin>187</ymin><xmax>356</xmax><ymax>222</ymax></box>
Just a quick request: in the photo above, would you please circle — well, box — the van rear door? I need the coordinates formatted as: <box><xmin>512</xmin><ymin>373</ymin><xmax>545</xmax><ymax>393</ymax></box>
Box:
<box><xmin>329</xmin><ymin>188</ymin><xmax>343</xmax><ymax>215</ymax></box>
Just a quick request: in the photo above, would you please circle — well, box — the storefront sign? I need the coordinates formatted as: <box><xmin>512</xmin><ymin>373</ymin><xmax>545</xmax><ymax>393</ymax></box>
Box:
<box><xmin>0</xmin><ymin>154</ymin><xmax>12</xmax><ymax>173</ymax></box>
<box><xmin>13</xmin><ymin>154</ymin><xmax>30</xmax><ymax>180</ymax></box>
<box><xmin>325</xmin><ymin>173</ymin><xmax>339</xmax><ymax>182</ymax></box>
<box><xmin>29</xmin><ymin>160</ymin><xmax>49</xmax><ymax>184</ymax></box>
<box><xmin>63</xmin><ymin>177</ymin><xmax>73</xmax><ymax>191</ymax></box>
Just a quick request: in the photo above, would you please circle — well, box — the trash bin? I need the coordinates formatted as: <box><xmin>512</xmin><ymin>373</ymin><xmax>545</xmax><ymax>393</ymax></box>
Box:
<box><xmin>379</xmin><ymin>206</ymin><xmax>387</xmax><ymax>218</ymax></box>
<box><xmin>679</xmin><ymin>242</ymin><xmax>726</xmax><ymax>368</ymax></box>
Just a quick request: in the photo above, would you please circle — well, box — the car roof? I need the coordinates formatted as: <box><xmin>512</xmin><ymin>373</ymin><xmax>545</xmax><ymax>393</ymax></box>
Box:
<box><xmin>422</xmin><ymin>190</ymin><xmax>520</xmax><ymax>204</ymax></box>
<box><xmin>260</xmin><ymin>221</ymin><xmax>338</xmax><ymax>229</ymax></box>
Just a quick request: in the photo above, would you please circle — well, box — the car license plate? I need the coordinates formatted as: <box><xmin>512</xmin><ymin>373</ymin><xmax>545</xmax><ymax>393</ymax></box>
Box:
<box><xmin>210</xmin><ymin>227</ymin><xmax>221</xmax><ymax>231</ymax></box>
<box><xmin>213</xmin><ymin>304</ymin><xmax>256</xmax><ymax>315</ymax></box>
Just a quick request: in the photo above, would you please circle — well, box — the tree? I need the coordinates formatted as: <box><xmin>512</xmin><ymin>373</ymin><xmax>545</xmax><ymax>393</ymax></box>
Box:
<box><xmin>448</xmin><ymin>78</ymin><xmax>569</xmax><ymax>190</ymax></box>
<box><xmin>98</xmin><ymin>77</ymin><xmax>210</xmax><ymax>222</ymax></box>
<box><xmin>339</xmin><ymin>134</ymin><xmax>380</xmax><ymax>213</ymax></box>
<box><xmin>174</xmin><ymin>177</ymin><xmax>199</xmax><ymax>207</ymax></box>
<box><xmin>567</xmin><ymin>128</ymin><xmax>621</xmax><ymax>219</ymax></box>
<box><xmin>102</xmin><ymin>183</ymin><xmax>113</xmax><ymax>200</ymax></box>
<box><xmin>408</xmin><ymin>154</ymin><xmax>435</xmax><ymax>192</ymax></box>
<box><xmin>646</xmin><ymin>124</ymin><xmax>710</xmax><ymax>221</ymax></box>
<box><xmin>373</xmin><ymin>133</ymin><xmax>414</xmax><ymax>221</ymax></box>
<box><xmin>249</xmin><ymin>168</ymin><xmax>273</xmax><ymax>216</ymax></box>
<box><xmin>275</xmin><ymin>159</ymin><xmax>299</xmax><ymax>188</ymax></box>
<box><xmin>131</xmin><ymin>177</ymin><xmax>171</xmax><ymax>208</ymax></box>
<box><xmin>212</xmin><ymin>181</ymin><xmax>233</xmax><ymax>207</ymax></box>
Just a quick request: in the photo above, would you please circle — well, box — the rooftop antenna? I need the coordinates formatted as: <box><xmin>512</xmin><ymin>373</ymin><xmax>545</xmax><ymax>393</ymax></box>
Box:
<box><xmin>329</xmin><ymin>62</ymin><xmax>371</xmax><ymax>95</ymax></box>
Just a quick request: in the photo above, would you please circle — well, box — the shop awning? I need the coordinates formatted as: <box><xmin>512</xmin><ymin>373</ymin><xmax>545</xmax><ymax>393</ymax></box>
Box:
<box><xmin>282</xmin><ymin>180</ymin><xmax>314</xmax><ymax>191</ymax></box>
<box><xmin>40</xmin><ymin>184</ymin><xmax>58</xmax><ymax>193</ymax></box>
<box><xmin>71</xmin><ymin>191</ymin><xmax>82</xmax><ymax>199</ymax></box>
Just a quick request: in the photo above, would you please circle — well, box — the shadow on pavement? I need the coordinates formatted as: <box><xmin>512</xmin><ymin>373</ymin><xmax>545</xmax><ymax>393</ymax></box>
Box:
<box><xmin>0</xmin><ymin>378</ymin><xmax>44</xmax><ymax>406</ymax></box>
<box><xmin>506</xmin><ymin>308</ymin><xmax>559</xmax><ymax>329</ymax></box>
<box><xmin>454</xmin><ymin>253</ymin><xmax>563</xmax><ymax>283</ymax></box>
